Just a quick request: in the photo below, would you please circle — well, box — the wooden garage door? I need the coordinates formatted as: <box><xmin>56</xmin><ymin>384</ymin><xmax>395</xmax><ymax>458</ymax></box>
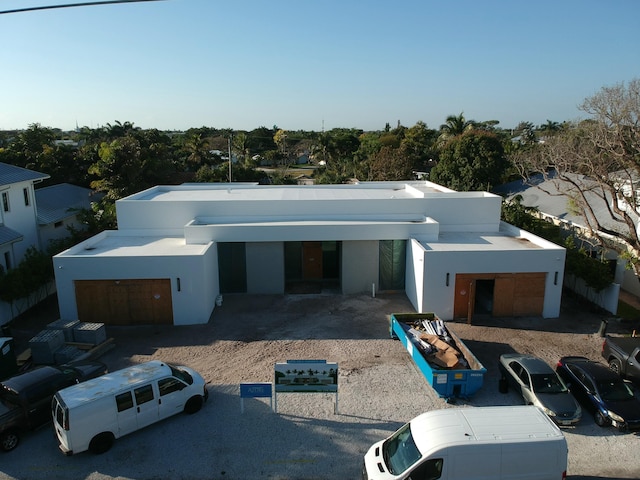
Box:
<box><xmin>454</xmin><ymin>273</ymin><xmax>546</xmax><ymax>320</ymax></box>
<box><xmin>75</xmin><ymin>279</ymin><xmax>173</xmax><ymax>326</ymax></box>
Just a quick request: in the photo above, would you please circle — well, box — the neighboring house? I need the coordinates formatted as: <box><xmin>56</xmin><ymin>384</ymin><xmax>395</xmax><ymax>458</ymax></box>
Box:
<box><xmin>1</xmin><ymin>163</ymin><xmax>99</xmax><ymax>325</ymax></box>
<box><xmin>1</xmin><ymin>162</ymin><xmax>49</xmax><ymax>325</ymax></box>
<box><xmin>53</xmin><ymin>180</ymin><xmax>566</xmax><ymax>327</ymax></box>
<box><xmin>0</xmin><ymin>163</ymin><xmax>49</xmax><ymax>273</ymax></box>
<box><xmin>35</xmin><ymin>183</ymin><xmax>103</xmax><ymax>249</ymax></box>
<box><xmin>494</xmin><ymin>173</ymin><xmax>633</xmax><ymax>310</ymax></box>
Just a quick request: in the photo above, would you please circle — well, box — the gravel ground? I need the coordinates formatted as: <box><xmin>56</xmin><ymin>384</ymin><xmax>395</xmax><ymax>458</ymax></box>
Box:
<box><xmin>2</xmin><ymin>292</ymin><xmax>640</xmax><ymax>479</ymax></box>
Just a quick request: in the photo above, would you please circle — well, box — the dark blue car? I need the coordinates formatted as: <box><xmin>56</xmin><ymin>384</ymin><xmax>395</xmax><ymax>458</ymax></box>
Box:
<box><xmin>556</xmin><ymin>356</ymin><xmax>640</xmax><ymax>431</ymax></box>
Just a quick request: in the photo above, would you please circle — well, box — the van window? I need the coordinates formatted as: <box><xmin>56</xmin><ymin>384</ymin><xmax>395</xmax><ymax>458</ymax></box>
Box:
<box><xmin>134</xmin><ymin>384</ymin><xmax>154</xmax><ymax>405</ymax></box>
<box><xmin>159</xmin><ymin>377</ymin><xmax>184</xmax><ymax>396</ymax></box>
<box><xmin>116</xmin><ymin>392</ymin><xmax>134</xmax><ymax>412</ymax></box>
<box><xmin>407</xmin><ymin>458</ymin><xmax>443</xmax><ymax>480</ymax></box>
<box><xmin>383</xmin><ymin>422</ymin><xmax>422</xmax><ymax>475</ymax></box>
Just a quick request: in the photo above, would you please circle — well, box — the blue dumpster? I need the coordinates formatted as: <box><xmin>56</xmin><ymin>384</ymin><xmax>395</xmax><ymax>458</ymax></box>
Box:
<box><xmin>390</xmin><ymin>313</ymin><xmax>486</xmax><ymax>400</ymax></box>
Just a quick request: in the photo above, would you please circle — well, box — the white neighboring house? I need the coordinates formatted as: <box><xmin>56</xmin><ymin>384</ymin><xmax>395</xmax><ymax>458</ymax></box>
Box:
<box><xmin>1</xmin><ymin>162</ymin><xmax>49</xmax><ymax>324</ymax></box>
<box><xmin>1</xmin><ymin>163</ymin><xmax>99</xmax><ymax>325</ymax></box>
<box><xmin>54</xmin><ymin>180</ymin><xmax>566</xmax><ymax>327</ymax></box>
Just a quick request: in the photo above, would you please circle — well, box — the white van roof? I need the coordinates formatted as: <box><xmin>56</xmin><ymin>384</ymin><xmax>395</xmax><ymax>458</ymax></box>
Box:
<box><xmin>56</xmin><ymin>360</ymin><xmax>172</xmax><ymax>407</ymax></box>
<box><xmin>411</xmin><ymin>406</ymin><xmax>564</xmax><ymax>456</ymax></box>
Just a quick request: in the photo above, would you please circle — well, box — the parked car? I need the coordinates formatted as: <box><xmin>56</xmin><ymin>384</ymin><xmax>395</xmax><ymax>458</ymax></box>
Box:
<box><xmin>498</xmin><ymin>353</ymin><xmax>581</xmax><ymax>426</ymax></box>
<box><xmin>602</xmin><ymin>336</ymin><xmax>640</xmax><ymax>386</ymax></box>
<box><xmin>1</xmin><ymin>361</ymin><xmax>107</xmax><ymax>452</ymax></box>
<box><xmin>556</xmin><ymin>356</ymin><xmax>640</xmax><ymax>431</ymax></box>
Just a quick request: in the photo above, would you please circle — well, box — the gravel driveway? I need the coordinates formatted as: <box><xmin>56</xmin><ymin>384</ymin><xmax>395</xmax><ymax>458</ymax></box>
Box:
<box><xmin>2</xmin><ymin>292</ymin><xmax>640</xmax><ymax>479</ymax></box>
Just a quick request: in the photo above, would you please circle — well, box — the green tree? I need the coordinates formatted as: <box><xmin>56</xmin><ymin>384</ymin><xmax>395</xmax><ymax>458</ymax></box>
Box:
<box><xmin>89</xmin><ymin>136</ymin><xmax>148</xmax><ymax>199</ymax></box>
<box><xmin>430</xmin><ymin>130</ymin><xmax>507</xmax><ymax>191</ymax></box>
<box><xmin>437</xmin><ymin>113</ymin><xmax>475</xmax><ymax>146</ymax></box>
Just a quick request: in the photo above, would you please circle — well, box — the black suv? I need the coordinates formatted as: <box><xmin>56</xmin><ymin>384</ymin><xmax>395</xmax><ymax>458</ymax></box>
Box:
<box><xmin>1</xmin><ymin>361</ymin><xmax>107</xmax><ymax>451</ymax></box>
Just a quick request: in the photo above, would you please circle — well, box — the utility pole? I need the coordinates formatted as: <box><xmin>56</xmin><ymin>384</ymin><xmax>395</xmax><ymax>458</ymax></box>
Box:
<box><xmin>228</xmin><ymin>132</ymin><xmax>232</xmax><ymax>182</ymax></box>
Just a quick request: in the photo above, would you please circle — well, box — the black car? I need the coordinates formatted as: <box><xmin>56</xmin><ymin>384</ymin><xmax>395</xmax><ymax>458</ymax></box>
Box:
<box><xmin>556</xmin><ymin>356</ymin><xmax>640</xmax><ymax>431</ymax></box>
<box><xmin>1</xmin><ymin>361</ymin><xmax>107</xmax><ymax>451</ymax></box>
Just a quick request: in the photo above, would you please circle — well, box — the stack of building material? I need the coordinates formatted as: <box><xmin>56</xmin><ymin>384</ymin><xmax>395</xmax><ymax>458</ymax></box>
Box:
<box><xmin>45</xmin><ymin>319</ymin><xmax>80</xmax><ymax>342</ymax></box>
<box><xmin>404</xmin><ymin>318</ymin><xmax>468</xmax><ymax>369</ymax></box>
<box><xmin>54</xmin><ymin>344</ymin><xmax>84</xmax><ymax>364</ymax></box>
<box><xmin>29</xmin><ymin>329</ymin><xmax>65</xmax><ymax>364</ymax></box>
<box><xmin>73</xmin><ymin>322</ymin><xmax>107</xmax><ymax>345</ymax></box>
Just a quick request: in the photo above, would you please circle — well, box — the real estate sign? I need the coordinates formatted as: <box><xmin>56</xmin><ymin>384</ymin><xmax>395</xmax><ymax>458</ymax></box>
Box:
<box><xmin>274</xmin><ymin>359</ymin><xmax>338</xmax><ymax>393</ymax></box>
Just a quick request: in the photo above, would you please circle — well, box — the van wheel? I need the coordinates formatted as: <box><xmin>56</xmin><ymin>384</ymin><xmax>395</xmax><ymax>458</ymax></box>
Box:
<box><xmin>1</xmin><ymin>430</ymin><xmax>19</xmax><ymax>452</ymax></box>
<box><xmin>184</xmin><ymin>396</ymin><xmax>203</xmax><ymax>414</ymax></box>
<box><xmin>594</xmin><ymin>411</ymin><xmax>610</xmax><ymax>428</ymax></box>
<box><xmin>89</xmin><ymin>432</ymin><xmax>114</xmax><ymax>454</ymax></box>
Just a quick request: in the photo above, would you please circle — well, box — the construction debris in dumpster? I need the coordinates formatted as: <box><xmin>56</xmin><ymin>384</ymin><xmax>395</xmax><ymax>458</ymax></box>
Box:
<box><xmin>400</xmin><ymin>318</ymin><xmax>469</xmax><ymax>370</ymax></box>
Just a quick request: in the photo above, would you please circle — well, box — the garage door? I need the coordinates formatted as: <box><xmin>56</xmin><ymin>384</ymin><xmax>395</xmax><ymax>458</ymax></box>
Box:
<box><xmin>454</xmin><ymin>273</ymin><xmax>546</xmax><ymax>321</ymax></box>
<box><xmin>75</xmin><ymin>279</ymin><xmax>173</xmax><ymax>326</ymax></box>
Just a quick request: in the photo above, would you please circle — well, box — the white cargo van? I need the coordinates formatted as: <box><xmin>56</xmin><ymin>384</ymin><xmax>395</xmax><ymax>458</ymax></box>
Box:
<box><xmin>51</xmin><ymin>360</ymin><xmax>208</xmax><ymax>455</ymax></box>
<box><xmin>362</xmin><ymin>405</ymin><xmax>568</xmax><ymax>480</ymax></box>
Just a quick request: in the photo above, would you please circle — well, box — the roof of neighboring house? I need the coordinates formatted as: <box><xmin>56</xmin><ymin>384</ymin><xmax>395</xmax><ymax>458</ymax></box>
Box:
<box><xmin>35</xmin><ymin>183</ymin><xmax>103</xmax><ymax>225</ymax></box>
<box><xmin>0</xmin><ymin>225</ymin><xmax>23</xmax><ymax>246</ymax></box>
<box><xmin>493</xmin><ymin>172</ymin><xmax>623</xmax><ymax>233</ymax></box>
<box><xmin>0</xmin><ymin>162</ymin><xmax>49</xmax><ymax>187</ymax></box>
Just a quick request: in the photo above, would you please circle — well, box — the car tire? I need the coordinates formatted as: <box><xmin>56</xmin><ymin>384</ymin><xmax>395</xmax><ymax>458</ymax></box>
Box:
<box><xmin>0</xmin><ymin>430</ymin><xmax>19</xmax><ymax>452</ymax></box>
<box><xmin>184</xmin><ymin>395</ymin><xmax>203</xmax><ymax>414</ymax></box>
<box><xmin>594</xmin><ymin>411</ymin><xmax>610</xmax><ymax>428</ymax></box>
<box><xmin>89</xmin><ymin>432</ymin><xmax>115</xmax><ymax>454</ymax></box>
<box><xmin>498</xmin><ymin>378</ymin><xmax>508</xmax><ymax>394</ymax></box>
<box><xmin>609</xmin><ymin>358</ymin><xmax>622</xmax><ymax>376</ymax></box>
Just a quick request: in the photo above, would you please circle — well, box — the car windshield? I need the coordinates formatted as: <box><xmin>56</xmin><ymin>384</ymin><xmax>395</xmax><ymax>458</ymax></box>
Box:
<box><xmin>382</xmin><ymin>423</ymin><xmax>422</xmax><ymax>475</ymax></box>
<box><xmin>597</xmin><ymin>379</ymin><xmax>634</xmax><ymax>401</ymax></box>
<box><xmin>168</xmin><ymin>364</ymin><xmax>193</xmax><ymax>385</ymax></box>
<box><xmin>531</xmin><ymin>373</ymin><xmax>567</xmax><ymax>393</ymax></box>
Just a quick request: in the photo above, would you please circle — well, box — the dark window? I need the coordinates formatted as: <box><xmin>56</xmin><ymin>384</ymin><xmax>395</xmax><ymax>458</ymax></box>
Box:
<box><xmin>23</xmin><ymin>188</ymin><xmax>30</xmax><ymax>206</ymax></box>
<box><xmin>159</xmin><ymin>377</ymin><xmax>184</xmax><ymax>396</ymax></box>
<box><xmin>54</xmin><ymin>221</ymin><xmax>63</xmax><ymax>228</ymax></box>
<box><xmin>116</xmin><ymin>392</ymin><xmax>134</xmax><ymax>412</ymax></box>
<box><xmin>134</xmin><ymin>384</ymin><xmax>154</xmax><ymax>405</ymax></box>
<box><xmin>2</xmin><ymin>192</ymin><xmax>9</xmax><ymax>212</ymax></box>
<box><xmin>407</xmin><ymin>458</ymin><xmax>443</xmax><ymax>480</ymax></box>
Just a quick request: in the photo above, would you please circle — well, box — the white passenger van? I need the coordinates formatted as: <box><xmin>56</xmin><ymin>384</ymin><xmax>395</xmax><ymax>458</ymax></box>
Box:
<box><xmin>363</xmin><ymin>405</ymin><xmax>568</xmax><ymax>480</ymax></box>
<box><xmin>51</xmin><ymin>360</ymin><xmax>208</xmax><ymax>455</ymax></box>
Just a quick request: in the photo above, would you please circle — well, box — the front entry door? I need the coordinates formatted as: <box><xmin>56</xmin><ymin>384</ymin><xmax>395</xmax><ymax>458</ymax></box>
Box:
<box><xmin>302</xmin><ymin>242</ymin><xmax>322</xmax><ymax>280</ymax></box>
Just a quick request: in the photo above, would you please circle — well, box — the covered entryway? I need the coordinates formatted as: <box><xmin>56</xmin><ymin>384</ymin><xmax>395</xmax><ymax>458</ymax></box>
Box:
<box><xmin>453</xmin><ymin>273</ymin><xmax>546</xmax><ymax>322</ymax></box>
<box><xmin>75</xmin><ymin>279</ymin><xmax>173</xmax><ymax>326</ymax></box>
<box><xmin>284</xmin><ymin>241</ymin><xmax>340</xmax><ymax>293</ymax></box>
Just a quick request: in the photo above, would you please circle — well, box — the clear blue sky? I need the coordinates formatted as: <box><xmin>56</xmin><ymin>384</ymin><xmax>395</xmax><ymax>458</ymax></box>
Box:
<box><xmin>1</xmin><ymin>0</ymin><xmax>639</xmax><ymax>133</ymax></box>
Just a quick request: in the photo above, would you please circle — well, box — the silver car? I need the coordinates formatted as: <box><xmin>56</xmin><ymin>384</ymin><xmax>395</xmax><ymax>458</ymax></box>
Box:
<box><xmin>499</xmin><ymin>353</ymin><xmax>582</xmax><ymax>426</ymax></box>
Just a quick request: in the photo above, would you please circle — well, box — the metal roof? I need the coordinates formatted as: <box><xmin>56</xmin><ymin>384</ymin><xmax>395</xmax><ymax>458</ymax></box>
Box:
<box><xmin>0</xmin><ymin>162</ymin><xmax>49</xmax><ymax>187</ymax></box>
<box><xmin>0</xmin><ymin>225</ymin><xmax>23</xmax><ymax>246</ymax></box>
<box><xmin>35</xmin><ymin>183</ymin><xmax>103</xmax><ymax>225</ymax></box>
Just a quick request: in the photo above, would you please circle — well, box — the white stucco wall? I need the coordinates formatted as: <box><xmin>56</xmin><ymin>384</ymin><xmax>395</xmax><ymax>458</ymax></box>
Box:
<box><xmin>246</xmin><ymin>242</ymin><xmax>284</xmax><ymax>294</ymax></box>
<box><xmin>54</xmin><ymin>237</ymin><xmax>217</xmax><ymax>326</ymax></box>
<box><xmin>2</xmin><ymin>181</ymin><xmax>39</xmax><ymax>261</ymax></box>
<box><xmin>415</xmin><ymin>246</ymin><xmax>565</xmax><ymax>319</ymax></box>
<box><xmin>341</xmin><ymin>241</ymin><xmax>379</xmax><ymax>294</ymax></box>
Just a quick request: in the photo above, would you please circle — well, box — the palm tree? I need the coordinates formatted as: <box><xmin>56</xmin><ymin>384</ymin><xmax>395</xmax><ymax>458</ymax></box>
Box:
<box><xmin>437</xmin><ymin>113</ymin><xmax>475</xmax><ymax>145</ymax></box>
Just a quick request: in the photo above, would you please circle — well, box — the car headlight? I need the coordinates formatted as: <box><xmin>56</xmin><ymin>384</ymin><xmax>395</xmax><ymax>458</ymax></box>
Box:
<box><xmin>608</xmin><ymin>410</ymin><xmax>624</xmax><ymax>423</ymax></box>
<box><xmin>542</xmin><ymin>406</ymin><xmax>556</xmax><ymax>417</ymax></box>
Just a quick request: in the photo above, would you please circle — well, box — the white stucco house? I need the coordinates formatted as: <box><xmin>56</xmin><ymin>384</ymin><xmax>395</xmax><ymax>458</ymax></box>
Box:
<box><xmin>53</xmin><ymin>180</ymin><xmax>566</xmax><ymax>327</ymax></box>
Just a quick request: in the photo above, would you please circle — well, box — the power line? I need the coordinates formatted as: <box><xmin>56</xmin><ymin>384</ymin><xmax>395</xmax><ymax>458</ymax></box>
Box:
<box><xmin>0</xmin><ymin>0</ymin><xmax>165</xmax><ymax>15</ymax></box>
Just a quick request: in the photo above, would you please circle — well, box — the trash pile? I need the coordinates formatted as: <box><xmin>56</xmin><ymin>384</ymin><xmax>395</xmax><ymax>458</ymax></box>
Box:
<box><xmin>401</xmin><ymin>318</ymin><xmax>469</xmax><ymax>369</ymax></box>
